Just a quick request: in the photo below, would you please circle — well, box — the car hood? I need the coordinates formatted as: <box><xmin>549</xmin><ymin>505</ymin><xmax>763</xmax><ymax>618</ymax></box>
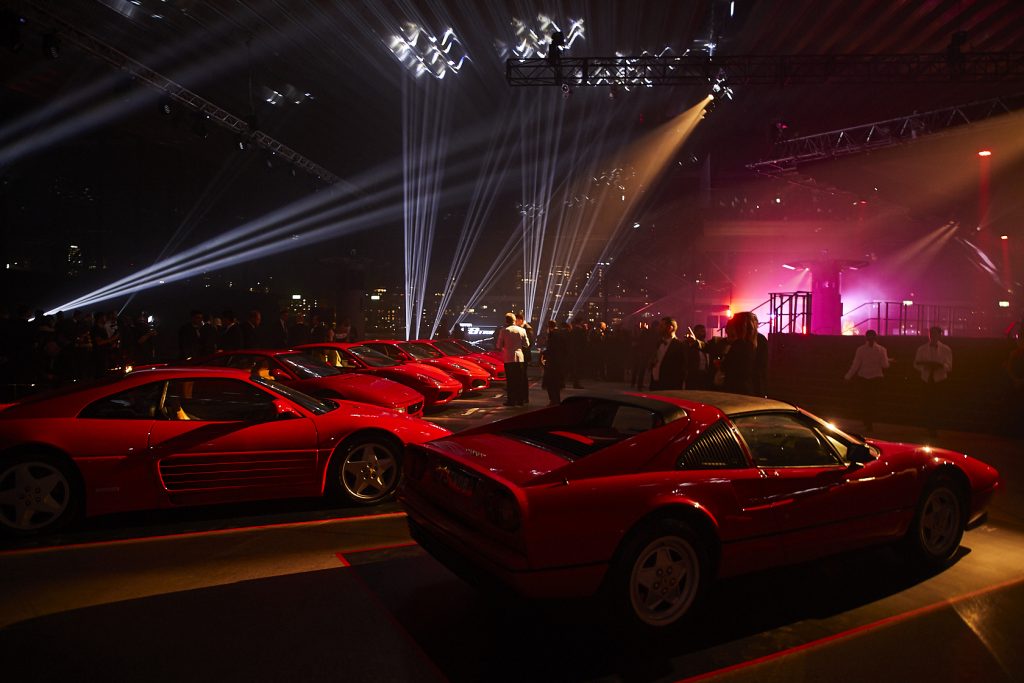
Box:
<box><xmin>419</xmin><ymin>433</ymin><xmax>572</xmax><ymax>487</ymax></box>
<box><xmin>387</xmin><ymin>362</ymin><xmax>458</xmax><ymax>384</ymax></box>
<box><xmin>318</xmin><ymin>373</ymin><xmax>423</xmax><ymax>405</ymax></box>
<box><xmin>870</xmin><ymin>439</ymin><xmax>1000</xmax><ymax>490</ymax></box>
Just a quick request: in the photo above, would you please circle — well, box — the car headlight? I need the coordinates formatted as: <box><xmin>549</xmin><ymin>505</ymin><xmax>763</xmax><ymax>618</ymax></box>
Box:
<box><xmin>395</xmin><ymin>406</ymin><xmax>407</xmax><ymax>413</ymax></box>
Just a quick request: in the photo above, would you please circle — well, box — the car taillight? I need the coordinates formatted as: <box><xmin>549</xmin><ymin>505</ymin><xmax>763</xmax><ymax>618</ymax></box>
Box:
<box><xmin>482</xmin><ymin>483</ymin><xmax>521</xmax><ymax>533</ymax></box>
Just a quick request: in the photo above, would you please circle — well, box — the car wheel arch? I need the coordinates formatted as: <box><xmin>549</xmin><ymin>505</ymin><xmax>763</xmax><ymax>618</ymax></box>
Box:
<box><xmin>324</xmin><ymin>428</ymin><xmax>404</xmax><ymax>502</ymax></box>
<box><xmin>0</xmin><ymin>444</ymin><xmax>85</xmax><ymax>535</ymax></box>
<box><xmin>928</xmin><ymin>464</ymin><xmax>971</xmax><ymax>519</ymax></box>
<box><xmin>613</xmin><ymin>504</ymin><xmax>722</xmax><ymax>578</ymax></box>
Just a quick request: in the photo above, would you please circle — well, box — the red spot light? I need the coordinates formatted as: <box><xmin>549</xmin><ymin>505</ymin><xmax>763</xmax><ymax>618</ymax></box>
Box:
<box><xmin>978</xmin><ymin>150</ymin><xmax>992</xmax><ymax>157</ymax></box>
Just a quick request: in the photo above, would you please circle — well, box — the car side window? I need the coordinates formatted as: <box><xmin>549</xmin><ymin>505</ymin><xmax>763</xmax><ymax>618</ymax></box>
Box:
<box><xmin>163</xmin><ymin>378</ymin><xmax>277</xmax><ymax>422</ymax></box>
<box><xmin>676</xmin><ymin>420</ymin><xmax>749</xmax><ymax>469</ymax></box>
<box><xmin>80</xmin><ymin>382</ymin><xmax>164</xmax><ymax>419</ymax></box>
<box><xmin>732</xmin><ymin>413</ymin><xmax>841</xmax><ymax>468</ymax></box>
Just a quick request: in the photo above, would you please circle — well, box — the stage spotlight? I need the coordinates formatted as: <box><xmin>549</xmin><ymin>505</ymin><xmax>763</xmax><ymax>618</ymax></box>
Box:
<box><xmin>561</xmin><ymin>82</ymin><xmax>572</xmax><ymax>98</ymax></box>
<box><xmin>158</xmin><ymin>98</ymin><xmax>173</xmax><ymax>116</ymax></box>
<box><xmin>710</xmin><ymin>76</ymin><xmax>734</xmax><ymax>101</ymax></box>
<box><xmin>978</xmin><ymin>149</ymin><xmax>992</xmax><ymax>157</ymax></box>
<box><xmin>42</xmin><ymin>32</ymin><xmax>60</xmax><ymax>59</ymax></box>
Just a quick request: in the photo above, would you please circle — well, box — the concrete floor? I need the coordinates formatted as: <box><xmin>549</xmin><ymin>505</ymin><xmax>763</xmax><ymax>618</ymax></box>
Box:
<box><xmin>2</xmin><ymin>376</ymin><xmax>1023</xmax><ymax>682</ymax></box>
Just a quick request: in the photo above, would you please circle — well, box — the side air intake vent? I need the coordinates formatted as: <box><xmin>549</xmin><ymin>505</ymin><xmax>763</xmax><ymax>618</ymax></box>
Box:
<box><xmin>677</xmin><ymin>420</ymin><xmax>748</xmax><ymax>469</ymax></box>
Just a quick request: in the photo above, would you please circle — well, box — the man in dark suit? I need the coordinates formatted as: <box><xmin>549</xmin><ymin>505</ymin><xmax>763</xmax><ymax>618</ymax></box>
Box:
<box><xmin>649</xmin><ymin>317</ymin><xmax>687</xmax><ymax>390</ymax></box>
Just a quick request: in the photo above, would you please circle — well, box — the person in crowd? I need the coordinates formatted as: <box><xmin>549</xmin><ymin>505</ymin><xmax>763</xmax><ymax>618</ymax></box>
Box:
<box><xmin>568</xmin><ymin>318</ymin><xmax>588</xmax><ymax>388</ymax></box>
<box><xmin>91</xmin><ymin>310</ymin><xmax>121</xmax><ymax>376</ymax></box>
<box><xmin>914</xmin><ymin>326</ymin><xmax>953</xmax><ymax>437</ymax></box>
<box><xmin>721</xmin><ymin>312</ymin><xmax>758</xmax><ymax>395</ymax></box>
<box><xmin>541</xmin><ymin>319</ymin><xmax>568</xmax><ymax>405</ymax></box>
<box><xmin>309</xmin><ymin>315</ymin><xmax>333</xmax><ymax>343</ymax></box>
<box><xmin>129</xmin><ymin>311</ymin><xmax>158</xmax><ymax>365</ymax></box>
<box><xmin>844</xmin><ymin>329</ymin><xmax>890</xmax><ymax>432</ymax></box>
<box><xmin>750</xmin><ymin>312</ymin><xmax>769</xmax><ymax>396</ymax></box>
<box><xmin>269</xmin><ymin>309</ymin><xmax>290</xmax><ymax>349</ymax></box>
<box><xmin>1007</xmin><ymin>333</ymin><xmax>1024</xmax><ymax>391</ymax></box>
<box><xmin>335</xmin><ymin>317</ymin><xmax>358</xmax><ymax>343</ymax></box>
<box><xmin>289</xmin><ymin>312</ymin><xmax>309</xmax><ymax>346</ymax></box>
<box><xmin>649</xmin><ymin>317</ymin><xmax>687</xmax><ymax>390</ymax></box>
<box><xmin>497</xmin><ymin>312</ymin><xmax>530</xmax><ymax>406</ymax></box>
<box><xmin>630</xmin><ymin>321</ymin><xmax>658</xmax><ymax>389</ymax></box>
<box><xmin>684</xmin><ymin>324</ymin><xmax>711</xmax><ymax>390</ymax></box>
<box><xmin>242</xmin><ymin>309</ymin><xmax>263</xmax><ymax>349</ymax></box>
<box><xmin>218</xmin><ymin>310</ymin><xmax>243</xmax><ymax>351</ymax></box>
<box><xmin>516</xmin><ymin>313</ymin><xmax>535</xmax><ymax>364</ymax></box>
<box><xmin>588</xmin><ymin>321</ymin><xmax>608</xmax><ymax>380</ymax></box>
<box><xmin>178</xmin><ymin>310</ymin><xmax>206</xmax><ymax>359</ymax></box>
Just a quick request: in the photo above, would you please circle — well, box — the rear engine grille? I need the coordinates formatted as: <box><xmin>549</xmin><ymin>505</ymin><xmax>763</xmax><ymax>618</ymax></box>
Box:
<box><xmin>159</xmin><ymin>452</ymin><xmax>318</xmax><ymax>491</ymax></box>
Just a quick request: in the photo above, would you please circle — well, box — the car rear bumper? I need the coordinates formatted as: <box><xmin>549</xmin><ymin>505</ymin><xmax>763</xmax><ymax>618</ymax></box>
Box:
<box><xmin>402</xmin><ymin>492</ymin><xmax>606</xmax><ymax>599</ymax></box>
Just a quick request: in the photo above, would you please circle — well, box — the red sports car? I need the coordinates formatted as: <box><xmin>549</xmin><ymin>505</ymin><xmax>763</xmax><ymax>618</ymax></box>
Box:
<box><xmin>418</xmin><ymin>339</ymin><xmax>506</xmax><ymax>381</ymax></box>
<box><xmin>0</xmin><ymin>368</ymin><xmax>451</xmax><ymax>536</ymax></box>
<box><xmin>296</xmin><ymin>342</ymin><xmax>463</xmax><ymax>408</ymax></box>
<box><xmin>175</xmin><ymin>349</ymin><xmax>425</xmax><ymax>417</ymax></box>
<box><xmin>361</xmin><ymin>340</ymin><xmax>491</xmax><ymax>394</ymax></box>
<box><xmin>400</xmin><ymin>390</ymin><xmax>1000</xmax><ymax>630</ymax></box>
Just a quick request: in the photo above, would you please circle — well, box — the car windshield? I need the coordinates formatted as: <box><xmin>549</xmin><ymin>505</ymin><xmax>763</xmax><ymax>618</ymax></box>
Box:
<box><xmin>445</xmin><ymin>339</ymin><xmax>475</xmax><ymax>353</ymax></box>
<box><xmin>346</xmin><ymin>345</ymin><xmax>400</xmax><ymax>368</ymax></box>
<box><xmin>432</xmin><ymin>340</ymin><xmax>466</xmax><ymax>355</ymax></box>
<box><xmin>799</xmin><ymin>408</ymin><xmax>881</xmax><ymax>457</ymax></box>
<box><xmin>471</xmin><ymin>338</ymin><xmax>496</xmax><ymax>352</ymax></box>
<box><xmin>399</xmin><ymin>342</ymin><xmax>441</xmax><ymax>359</ymax></box>
<box><xmin>251</xmin><ymin>377</ymin><xmax>336</xmax><ymax>415</ymax></box>
<box><xmin>278</xmin><ymin>353</ymin><xmax>342</xmax><ymax>379</ymax></box>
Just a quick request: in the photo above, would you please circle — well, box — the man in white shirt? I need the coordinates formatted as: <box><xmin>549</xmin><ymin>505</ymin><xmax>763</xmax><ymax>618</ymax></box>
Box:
<box><xmin>844</xmin><ymin>329</ymin><xmax>890</xmax><ymax>432</ymax></box>
<box><xmin>497</xmin><ymin>312</ymin><xmax>531</xmax><ymax>406</ymax></box>
<box><xmin>914</xmin><ymin>326</ymin><xmax>953</xmax><ymax>437</ymax></box>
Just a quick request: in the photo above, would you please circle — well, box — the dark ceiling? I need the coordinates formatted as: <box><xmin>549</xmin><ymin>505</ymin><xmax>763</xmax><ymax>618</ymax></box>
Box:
<box><xmin>1</xmin><ymin>0</ymin><xmax>1023</xmax><ymax>312</ymax></box>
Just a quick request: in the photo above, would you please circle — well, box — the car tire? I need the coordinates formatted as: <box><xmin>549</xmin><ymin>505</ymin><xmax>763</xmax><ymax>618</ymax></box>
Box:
<box><xmin>608</xmin><ymin>519</ymin><xmax>708</xmax><ymax>630</ymax></box>
<box><xmin>905</xmin><ymin>475</ymin><xmax>965</xmax><ymax>566</ymax></box>
<box><xmin>327</xmin><ymin>434</ymin><xmax>402</xmax><ymax>505</ymax></box>
<box><xmin>0</xmin><ymin>452</ymin><xmax>81</xmax><ymax>536</ymax></box>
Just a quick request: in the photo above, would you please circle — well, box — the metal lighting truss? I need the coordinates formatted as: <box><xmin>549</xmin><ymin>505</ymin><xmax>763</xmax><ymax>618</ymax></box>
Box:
<box><xmin>506</xmin><ymin>53</ymin><xmax>1024</xmax><ymax>87</ymax></box>
<box><xmin>747</xmin><ymin>93</ymin><xmax>1024</xmax><ymax>175</ymax></box>
<box><xmin>15</xmin><ymin>0</ymin><xmax>342</xmax><ymax>185</ymax></box>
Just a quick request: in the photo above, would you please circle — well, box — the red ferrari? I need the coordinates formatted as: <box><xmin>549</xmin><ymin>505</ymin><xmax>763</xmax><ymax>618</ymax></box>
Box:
<box><xmin>361</xmin><ymin>340</ymin><xmax>491</xmax><ymax>394</ymax></box>
<box><xmin>417</xmin><ymin>339</ymin><xmax>506</xmax><ymax>381</ymax></box>
<box><xmin>174</xmin><ymin>349</ymin><xmax>425</xmax><ymax>417</ymax></box>
<box><xmin>400</xmin><ymin>391</ymin><xmax>1000</xmax><ymax>630</ymax></box>
<box><xmin>296</xmin><ymin>342</ymin><xmax>463</xmax><ymax>408</ymax></box>
<box><xmin>0</xmin><ymin>368</ymin><xmax>451</xmax><ymax>536</ymax></box>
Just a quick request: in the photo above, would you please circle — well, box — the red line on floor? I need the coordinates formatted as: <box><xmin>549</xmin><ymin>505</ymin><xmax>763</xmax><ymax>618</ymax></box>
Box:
<box><xmin>334</xmin><ymin>540</ymin><xmax>419</xmax><ymax>567</ymax></box>
<box><xmin>335</xmin><ymin>552</ymin><xmax>351</xmax><ymax>567</ymax></box>
<box><xmin>0</xmin><ymin>511</ymin><xmax>408</xmax><ymax>557</ymax></box>
<box><xmin>677</xmin><ymin>574</ymin><xmax>1024</xmax><ymax>683</ymax></box>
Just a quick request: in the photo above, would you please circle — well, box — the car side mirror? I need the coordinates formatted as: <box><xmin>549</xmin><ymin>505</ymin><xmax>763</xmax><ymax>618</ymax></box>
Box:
<box><xmin>847</xmin><ymin>442</ymin><xmax>873</xmax><ymax>468</ymax></box>
<box><xmin>274</xmin><ymin>400</ymin><xmax>301</xmax><ymax>420</ymax></box>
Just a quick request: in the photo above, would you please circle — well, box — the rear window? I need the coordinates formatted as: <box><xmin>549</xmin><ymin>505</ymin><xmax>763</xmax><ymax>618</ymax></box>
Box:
<box><xmin>505</xmin><ymin>399</ymin><xmax>672</xmax><ymax>460</ymax></box>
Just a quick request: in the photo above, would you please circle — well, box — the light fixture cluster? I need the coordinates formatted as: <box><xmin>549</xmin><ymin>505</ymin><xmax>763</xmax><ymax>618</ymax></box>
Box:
<box><xmin>495</xmin><ymin>15</ymin><xmax>584</xmax><ymax>59</ymax></box>
<box><xmin>388</xmin><ymin>22</ymin><xmax>467</xmax><ymax>80</ymax></box>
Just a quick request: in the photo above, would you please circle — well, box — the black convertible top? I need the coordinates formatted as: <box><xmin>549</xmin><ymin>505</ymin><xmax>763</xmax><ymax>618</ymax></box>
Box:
<box><xmin>564</xmin><ymin>390</ymin><xmax>796</xmax><ymax>419</ymax></box>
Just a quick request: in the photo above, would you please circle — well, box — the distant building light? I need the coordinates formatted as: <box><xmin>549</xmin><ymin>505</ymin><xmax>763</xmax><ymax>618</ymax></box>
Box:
<box><xmin>902</xmin><ymin>300</ymin><xmax>914</xmax><ymax>306</ymax></box>
<box><xmin>774</xmin><ymin>197</ymin><xmax>781</xmax><ymax>204</ymax></box>
<box><xmin>291</xmin><ymin>294</ymin><xmax>302</xmax><ymax>300</ymax></box>
<box><xmin>998</xmin><ymin>300</ymin><xmax>1010</xmax><ymax>308</ymax></box>
<box><xmin>370</xmin><ymin>295</ymin><xmax>380</xmax><ymax>301</ymax></box>
<box><xmin>978</xmin><ymin>150</ymin><xmax>992</xmax><ymax>157</ymax></box>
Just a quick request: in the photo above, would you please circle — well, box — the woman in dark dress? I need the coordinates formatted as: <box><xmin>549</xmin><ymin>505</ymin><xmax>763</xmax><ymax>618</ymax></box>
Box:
<box><xmin>541</xmin><ymin>320</ymin><xmax>568</xmax><ymax>405</ymax></box>
<box><xmin>722</xmin><ymin>312</ymin><xmax>758</xmax><ymax>395</ymax></box>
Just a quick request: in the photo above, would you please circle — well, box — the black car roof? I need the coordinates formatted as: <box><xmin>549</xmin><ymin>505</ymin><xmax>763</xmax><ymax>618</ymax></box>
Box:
<box><xmin>565</xmin><ymin>390</ymin><xmax>796</xmax><ymax>419</ymax></box>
